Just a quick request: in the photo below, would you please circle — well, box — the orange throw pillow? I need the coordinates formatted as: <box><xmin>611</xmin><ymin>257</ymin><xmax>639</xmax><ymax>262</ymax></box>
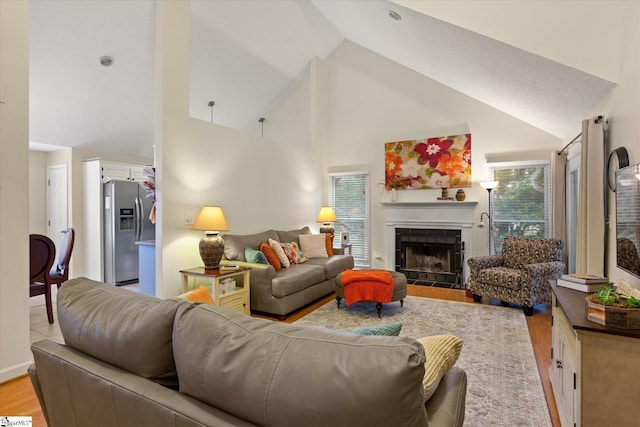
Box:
<box><xmin>184</xmin><ymin>285</ymin><xmax>215</xmax><ymax>304</ymax></box>
<box><xmin>325</xmin><ymin>233</ymin><xmax>334</xmax><ymax>257</ymax></box>
<box><xmin>260</xmin><ymin>242</ymin><xmax>281</xmax><ymax>272</ymax></box>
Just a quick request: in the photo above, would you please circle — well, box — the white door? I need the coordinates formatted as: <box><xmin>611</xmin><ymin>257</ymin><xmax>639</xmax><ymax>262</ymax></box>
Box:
<box><xmin>47</xmin><ymin>164</ymin><xmax>68</xmax><ymax>253</ymax></box>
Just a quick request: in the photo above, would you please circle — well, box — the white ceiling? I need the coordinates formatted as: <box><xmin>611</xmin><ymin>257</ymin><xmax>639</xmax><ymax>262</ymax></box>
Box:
<box><xmin>188</xmin><ymin>0</ymin><xmax>343</xmax><ymax>132</ymax></box>
<box><xmin>29</xmin><ymin>0</ymin><xmax>619</xmax><ymax>158</ymax></box>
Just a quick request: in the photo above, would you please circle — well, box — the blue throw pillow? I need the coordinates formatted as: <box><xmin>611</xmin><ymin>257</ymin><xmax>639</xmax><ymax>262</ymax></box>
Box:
<box><xmin>245</xmin><ymin>247</ymin><xmax>268</xmax><ymax>264</ymax></box>
<box><xmin>351</xmin><ymin>322</ymin><xmax>403</xmax><ymax>336</ymax></box>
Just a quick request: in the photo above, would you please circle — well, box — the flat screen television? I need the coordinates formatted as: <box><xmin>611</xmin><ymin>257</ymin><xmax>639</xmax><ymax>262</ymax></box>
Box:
<box><xmin>616</xmin><ymin>163</ymin><xmax>640</xmax><ymax>278</ymax></box>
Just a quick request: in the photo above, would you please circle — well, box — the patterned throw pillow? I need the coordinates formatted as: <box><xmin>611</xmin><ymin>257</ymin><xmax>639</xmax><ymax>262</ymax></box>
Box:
<box><xmin>351</xmin><ymin>322</ymin><xmax>403</xmax><ymax>336</ymax></box>
<box><xmin>245</xmin><ymin>246</ymin><xmax>268</xmax><ymax>264</ymax></box>
<box><xmin>280</xmin><ymin>242</ymin><xmax>307</xmax><ymax>264</ymax></box>
<box><xmin>417</xmin><ymin>335</ymin><xmax>463</xmax><ymax>402</ymax></box>
<box><xmin>299</xmin><ymin>233</ymin><xmax>329</xmax><ymax>258</ymax></box>
<box><xmin>260</xmin><ymin>242</ymin><xmax>281</xmax><ymax>272</ymax></box>
<box><xmin>183</xmin><ymin>285</ymin><xmax>215</xmax><ymax>304</ymax></box>
<box><xmin>293</xmin><ymin>242</ymin><xmax>308</xmax><ymax>263</ymax></box>
<box><xmin>269</xmin><ymin>238</ymin><xmax>290</xmax><ymax>268</ymax></box>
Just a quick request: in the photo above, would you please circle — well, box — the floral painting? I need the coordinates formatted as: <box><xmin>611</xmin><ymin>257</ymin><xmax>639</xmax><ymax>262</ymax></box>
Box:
<box><xmin>384</xmin><ymin>134</ymin><xmax>471</xmax><ymax>190</ymax></box>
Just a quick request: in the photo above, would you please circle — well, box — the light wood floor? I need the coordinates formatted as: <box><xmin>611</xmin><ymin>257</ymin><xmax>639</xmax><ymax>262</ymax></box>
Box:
<box><xmin>0</xmin><ymin>285</ymin><xmax>559</xmax><ymax>427</ymax></box>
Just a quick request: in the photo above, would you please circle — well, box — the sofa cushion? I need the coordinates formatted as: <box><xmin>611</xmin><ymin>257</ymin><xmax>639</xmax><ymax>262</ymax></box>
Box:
<box><xmin>299</xmin><ymin>233</ymin><xmax>329</xmax><ymax>258</ymax></box>
<box><xmin>275</xmin><ymin>226</ymin><xmax>311</xmax><ymax>245</ymax></box>
<box><xmin>326</xmin><ymin>233</ymin><xmax>334</xmax><ymax>256</ymax></box>
<box><xmin>269</xmin><ymin>238</ymin><xmax>290</xmax><ymax>268</ymax></box>
<box><xmin>183</xmin><ymin>285</ymin><xmax>215</xmax><ymax>304</ymax></box>
<box><xmin>417</xmin><ymin>335</ymin><xmax>463</xmax><ymax>402</ymax></box>
<box><xmin>260</xmin><ymin>242</ymin><xmax>281</xmax><ymax>271</ymax></box>
<box><xmin>478</xmin><ymin>266</ymin><xmax>525</xmax><ymax>290</ymax></box>
<box><xmin>271</xmin><ymin>264</ymin><xmax>326</xmax><ymax>297</ymax></box>
<box><xmin>56</xmin><ymin>277</ymin><xmax>185</xmax><ymax>387</ymax></box>
<box><xmin>173</xmin><ymin>303</ymin><xmax>429</xmax><ymax>427</ymax></box>
<box><xmin>352</xmin><ymin>322</ymin><xmax>403</xmax><ymax>336</ymax></box>
<box><xmin>502</xmin><ymin>236</ymin><xmax>563</xmax><ymax>269</ymax></box>
<box><xmin>222</xmin><ymin>230</ymin><xmax>279</xmax><ymax>261</ymax></box>
<box><xmin>281</xmin><ymin>241</ymin><xmax>307</xmax><ymax>264</ymax></box>
<box><xmin>306</xmin><ymin>254</ymin><xmax>355</xmax><ymax>279</ymax></box>
<box><xmin>244</xmin><ymin>246</ymin><xmax>268</xmax><ymax>264</ymax></box>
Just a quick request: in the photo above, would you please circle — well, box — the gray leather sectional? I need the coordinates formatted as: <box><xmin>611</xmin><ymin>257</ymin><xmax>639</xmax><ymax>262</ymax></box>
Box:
<box><xmin>29</xmin><ymin>278</ymin><xmax>467</xmax><ymax>427</ymax></box>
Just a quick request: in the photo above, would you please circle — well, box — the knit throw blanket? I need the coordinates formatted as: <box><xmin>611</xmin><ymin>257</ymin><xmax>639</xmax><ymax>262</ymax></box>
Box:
<box><xmin>341</xmin><ymin>269</ymin><xmax>394</xmax><ymax>305</ymax></box>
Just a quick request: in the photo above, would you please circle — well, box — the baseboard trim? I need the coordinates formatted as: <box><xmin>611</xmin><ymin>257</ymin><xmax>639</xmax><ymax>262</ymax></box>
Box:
<box><xmin>0</xmin><ymin>360</ymin><xmax>33</xmax><ymax>383</ymax></box>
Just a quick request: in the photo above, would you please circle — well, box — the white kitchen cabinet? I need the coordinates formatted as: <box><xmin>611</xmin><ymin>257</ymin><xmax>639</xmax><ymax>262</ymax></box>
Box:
<box><xmin>101</xmin><ymin>161</ymin><xmax>149</xmax><ymax>182</ymax></box>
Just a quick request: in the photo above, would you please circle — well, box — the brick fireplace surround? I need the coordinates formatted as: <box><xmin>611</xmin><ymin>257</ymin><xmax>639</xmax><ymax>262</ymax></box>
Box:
<box><xmin>382</xmin><ymin>201</ymin><xmax>477</xmax><ymax>287</ymax></box>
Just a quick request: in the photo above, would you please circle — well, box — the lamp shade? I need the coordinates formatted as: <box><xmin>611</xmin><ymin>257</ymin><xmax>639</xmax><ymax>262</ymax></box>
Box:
<box><xmin>192</xmin><ymin>206</ymin><xmax>229</xmax><ymax>232</ymax></box>
<box><xmin>192</xmin><ymin>206</ymin><xmax>229</xmax><ymax>270</ymax></box>
<box><xmin>480</xmin><ymin>181</ymin><xmax>499</xmax><ymax>191</ymax></box>
<box><xmin>316</xmin><ymin>207</ymin><xmax>337</xmax><ymax>223</ymax></box>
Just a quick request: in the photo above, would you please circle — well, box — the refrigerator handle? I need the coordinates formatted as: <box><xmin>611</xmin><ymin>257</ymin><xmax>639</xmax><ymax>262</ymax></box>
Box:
<box><xmin>139</xmin><ymin>196</ymin><xmax>145</xmax><ymax>238</ymax></box>
<box><xmin>134</xmin><ymin>197</ymin><xmax>141</xmax><ymax>241</ymax></box>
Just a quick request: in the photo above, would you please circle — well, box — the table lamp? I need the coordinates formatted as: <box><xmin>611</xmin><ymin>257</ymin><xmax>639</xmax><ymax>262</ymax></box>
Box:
<box><xmin>191</xmin><ymin>206</ymin><xmax>229</xmax><ymax>270</ymax></box>
<box><xmin>316</xmin><ymin>206</ymin><xmax>337</xmax><ymax>244</ymax></box>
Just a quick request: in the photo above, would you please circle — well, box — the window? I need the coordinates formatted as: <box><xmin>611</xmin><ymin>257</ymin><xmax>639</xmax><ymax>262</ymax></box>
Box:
<box><xmin>328</xmin><ymin>171</ymin><xmax>370</xmax><ymax>267</ymax></box>
<box><xmin>488</xmin><ymin>162</ymin><xmax>551</xmax><ymax>254</ymax></box>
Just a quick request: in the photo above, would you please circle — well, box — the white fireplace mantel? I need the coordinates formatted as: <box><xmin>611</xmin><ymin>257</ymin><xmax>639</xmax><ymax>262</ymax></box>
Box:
<box><xmin>382</xmin><ymin>201</ymin><xmax>477</xmax><ymax>284</ymax></box>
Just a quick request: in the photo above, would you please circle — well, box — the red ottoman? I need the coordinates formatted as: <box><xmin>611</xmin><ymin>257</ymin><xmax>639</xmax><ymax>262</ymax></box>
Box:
<box><xmin>335</xmin><ymin>270</ymin><xmax>407</xmax><ymax>318</ymax></box>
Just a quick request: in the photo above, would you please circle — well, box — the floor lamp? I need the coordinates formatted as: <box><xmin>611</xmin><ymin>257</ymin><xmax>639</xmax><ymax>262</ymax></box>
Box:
<box><xmin>480</xmin><ymin>181</ymin><xmax>499</xmax><ymax>254</ymax></box>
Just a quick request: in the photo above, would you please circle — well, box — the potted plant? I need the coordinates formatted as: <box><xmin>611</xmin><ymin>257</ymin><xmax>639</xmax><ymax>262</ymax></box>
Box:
<box><xmin>586</xmin><ymin>282</ymin><xmax>640</xmax><ymax>329</ymax></box>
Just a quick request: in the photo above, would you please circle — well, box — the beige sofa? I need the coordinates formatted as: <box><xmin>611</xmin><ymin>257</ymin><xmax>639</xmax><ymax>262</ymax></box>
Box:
<box><xmin>220</xmin><ymin>227</ymin><xmax>354</xmax><ymax>317</ymax></box>
<box><xmin>30</xmin><ymin>278</ymin><xmax>467</xmax><ymax>427</ymax></box>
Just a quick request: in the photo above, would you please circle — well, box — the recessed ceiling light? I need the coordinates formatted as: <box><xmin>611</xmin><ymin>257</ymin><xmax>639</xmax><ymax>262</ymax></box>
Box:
<box><xmin>389</xmin><ymin>10</ymin><xmax>401</xmax><ymax>21</ymax></box>
<box><xmin>100</xmin><ymin>56</ymin><xmax>113</xmax><ymax>67</ymax></box>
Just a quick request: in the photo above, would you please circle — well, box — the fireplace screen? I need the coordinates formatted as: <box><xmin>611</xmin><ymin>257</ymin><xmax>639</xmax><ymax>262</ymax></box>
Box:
<box><xmin>395</xmin><ymin>228</ymin><xmax>463</xmax><ymax>288</ymax></box>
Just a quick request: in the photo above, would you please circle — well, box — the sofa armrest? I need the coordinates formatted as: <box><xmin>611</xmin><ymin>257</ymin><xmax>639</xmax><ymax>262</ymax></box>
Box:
<box><xmin>426</xmin><ymin>366</ymin><xmax>467</xmax><ymax>427</ymax></box>
<box><xmin>219</xmin><ymin>260</ymin><xmax>276</xmax><ymax>286</ymax></box>
<box><xmin>220</xmin><ymin>259</ymin><xmax>269</xmax><ymax>270</ymax></box>
<box><xmin>28</xmin><ymin>364</ymin><xmax>51</xmax><ymax>426</ymax></box>
<box><xmin>467</xmin><ymin>255</ymin><xmax>504</xmax><ymax>274</ymax></box>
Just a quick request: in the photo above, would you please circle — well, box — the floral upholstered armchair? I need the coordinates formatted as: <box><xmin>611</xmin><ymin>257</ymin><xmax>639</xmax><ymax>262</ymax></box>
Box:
<box><xmin>467</xmin><ymin>236</ymin><xmax>565</xmax><ymax>316</ymax></box>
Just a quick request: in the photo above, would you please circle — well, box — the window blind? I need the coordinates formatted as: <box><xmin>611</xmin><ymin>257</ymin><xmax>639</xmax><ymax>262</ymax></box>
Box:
<box><xmin>328</xmin><ymin>171</ymin><xmax>370</xmax><ymax>267</ymax></box>
<box><xmin>488</xmin><ymin>162</ymin><xmax>551</xmax><ymax>254</ymax></box>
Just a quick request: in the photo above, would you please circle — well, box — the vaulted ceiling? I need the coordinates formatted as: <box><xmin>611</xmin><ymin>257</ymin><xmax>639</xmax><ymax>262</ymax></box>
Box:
<box><xmin>30</xmin><ymin>0</ymin><xmax>621</xmax><ymax>157</ymax></box>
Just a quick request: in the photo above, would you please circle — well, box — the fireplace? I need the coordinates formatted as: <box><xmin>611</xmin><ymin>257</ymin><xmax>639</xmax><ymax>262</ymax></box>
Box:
<box><xmin>382</xmin><ymin>201</ymin><xmax>476</xmax><ymax>288</ymax></box>
<box><xmin>396</xmin><ymin>228</ymin><xmax>464</xmax><ymax>287</ymax></box>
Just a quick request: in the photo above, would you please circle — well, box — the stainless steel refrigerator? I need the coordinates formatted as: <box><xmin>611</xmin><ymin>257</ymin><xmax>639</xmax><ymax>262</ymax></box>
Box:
<box><xmin>104</xmin><ymin>180</ymin><xmax>155</xmax><ymax>285</ymax></box>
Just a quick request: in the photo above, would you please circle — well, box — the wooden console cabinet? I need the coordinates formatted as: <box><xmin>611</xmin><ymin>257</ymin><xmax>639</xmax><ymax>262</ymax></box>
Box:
<box><xmin>550</xmin><ymin>282</ymin><xmax>640</xmax><ymax>427</ymax></box>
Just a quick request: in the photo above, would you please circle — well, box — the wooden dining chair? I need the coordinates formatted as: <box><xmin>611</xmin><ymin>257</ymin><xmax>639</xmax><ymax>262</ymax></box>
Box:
<box><xmin>50</xmin><ymin>228</ymin><xmax>75</xmax><ymax>288</ymax></box>
<box><xmin>30</xmin><ymin>234</ymin><xmax>56</xmax><ymax>324</ymax></box>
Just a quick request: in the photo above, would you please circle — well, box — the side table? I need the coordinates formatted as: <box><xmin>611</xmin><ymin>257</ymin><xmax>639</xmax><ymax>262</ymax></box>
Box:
<box><xmin>334</xmin><ymin>243</ymin><xmax>353</xmax><ymax>255</ymax></box>
<box><xmin>180</xmin><ymin>267</ymin><xmax>251</xmax><ymax>315</ymax></box>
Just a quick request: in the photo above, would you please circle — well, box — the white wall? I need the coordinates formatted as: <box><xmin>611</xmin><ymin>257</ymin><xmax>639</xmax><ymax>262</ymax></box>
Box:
<box><xmin>320</xmin><ymin>40</ymin><xmax>562</xmax><ymax>269</ymax></box>
<box><xmin>29</xmin><ymin>151</ymin><xmax>48</xmax><ymax>234</ymax></box>
<box><xmin>598</xmin><ymin>1</ymin><xmax>640</xmax><ymax>288</ymax></box>
<box><xmin>156</xmin><ymin>2</ymin><xmax>323</xmax><ymax>297</ymax></box>
<box><xmin>0</xmin><ymin>0</ymin><xmax>31</xmax><ymax>382</ymax></box>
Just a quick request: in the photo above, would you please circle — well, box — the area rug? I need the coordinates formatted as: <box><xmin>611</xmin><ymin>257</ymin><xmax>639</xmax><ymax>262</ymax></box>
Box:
<box><xmin>293</xmin><ymin>296</ymin><xmax>551</xmax><ymax>427</ymax></box>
